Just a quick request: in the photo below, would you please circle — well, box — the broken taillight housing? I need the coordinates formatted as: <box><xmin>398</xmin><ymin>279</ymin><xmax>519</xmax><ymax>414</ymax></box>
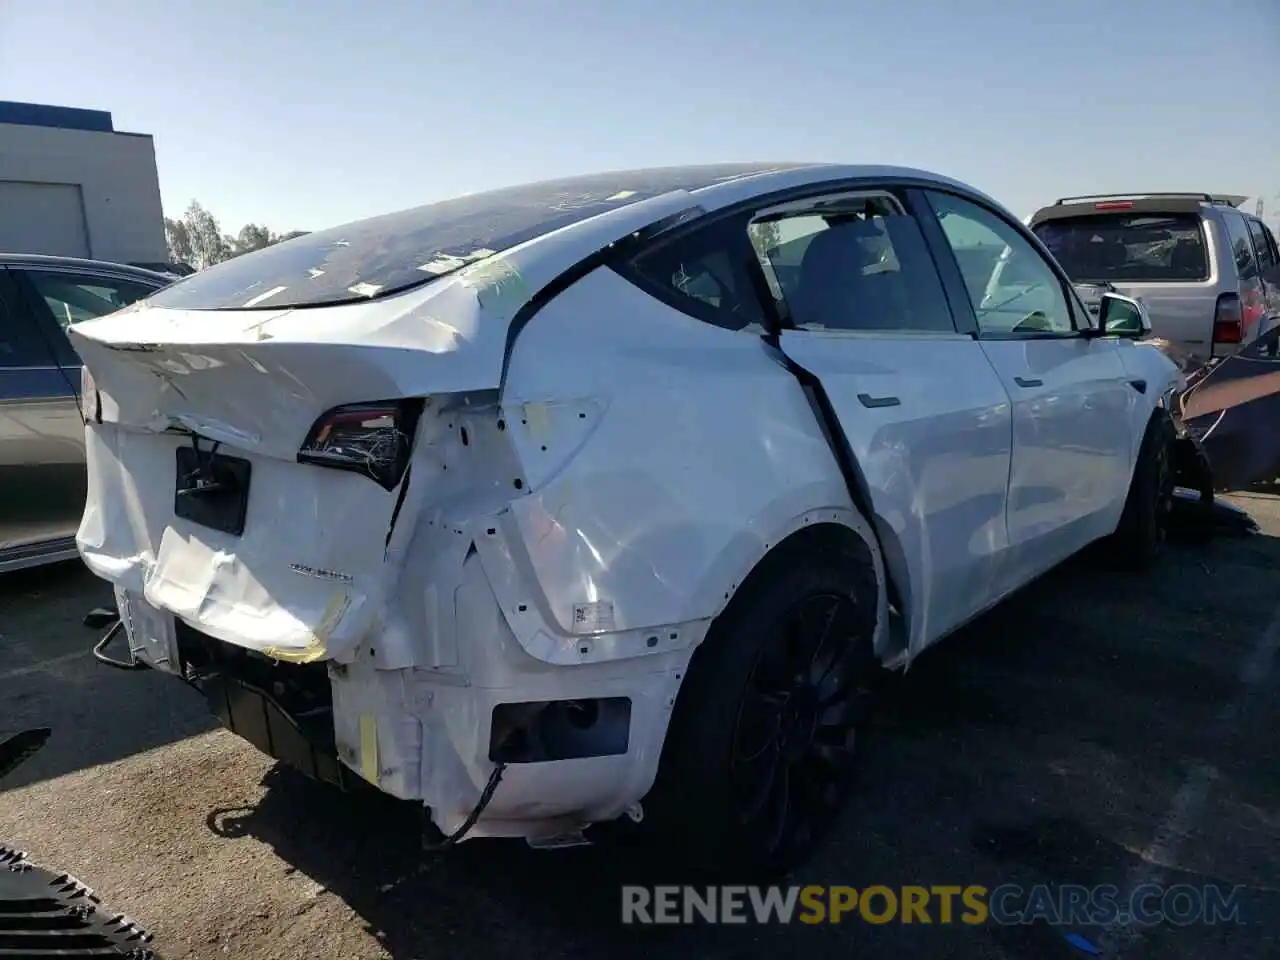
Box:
<box><xmin>1212</xmin><ymin>293</ymin><xmax>1243</xmax><ymax>345</ymax></box>
<box><xmin>297</xmin><ymin>399</ymin><xmax>424</xmax><ymax>491</ymax></box>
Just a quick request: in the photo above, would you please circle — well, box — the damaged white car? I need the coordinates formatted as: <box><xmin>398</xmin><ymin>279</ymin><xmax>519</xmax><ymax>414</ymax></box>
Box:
<box><xmin>70</xmin><ymin>163</ymin><xmax>1182</xmax><ymax>875</ymax></box>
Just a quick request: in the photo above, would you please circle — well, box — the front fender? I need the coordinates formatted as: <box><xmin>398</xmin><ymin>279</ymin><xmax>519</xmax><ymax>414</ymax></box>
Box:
<box><xmin>1122</xmin><ymin>340</ymin><xmax>1215</xmax><ymax>495</ymax></box>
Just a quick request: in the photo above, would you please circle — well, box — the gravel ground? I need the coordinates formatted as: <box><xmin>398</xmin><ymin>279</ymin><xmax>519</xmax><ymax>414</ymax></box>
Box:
<box><xmin>2</xmin><ymin>494</ymin><xmax>1279</xmax><ymax>960</ymax></box>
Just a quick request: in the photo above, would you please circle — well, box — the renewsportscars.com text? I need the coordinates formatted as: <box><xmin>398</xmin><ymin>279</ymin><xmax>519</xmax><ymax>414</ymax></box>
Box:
<box><xmin>621</xmin><ymin>884</ymin><xmax>1245</xmax><ymax>927</ymax></box>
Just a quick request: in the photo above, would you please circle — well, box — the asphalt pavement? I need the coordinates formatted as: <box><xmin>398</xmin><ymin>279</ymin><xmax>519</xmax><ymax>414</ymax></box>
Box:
<box><xmin>1</xmin><ymin>493</ymin><xmax>1278</xmax><ymax>959</ymax></box>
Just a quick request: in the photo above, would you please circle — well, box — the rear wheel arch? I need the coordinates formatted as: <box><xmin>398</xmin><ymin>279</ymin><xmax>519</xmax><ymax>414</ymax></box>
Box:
<box><xmin>721</xmin><ymin>517</ymin><xmax>887</xmax><ymax>620</ymax></box>
<box><xmin>632</xmin><ymin>518</ymin><xmax>888</xmax><ymax>872</ymax></box>
<box><xmin>683</xmin><ymin>506</ymin><xmax>898</xmax><ymax>653</ymax></box>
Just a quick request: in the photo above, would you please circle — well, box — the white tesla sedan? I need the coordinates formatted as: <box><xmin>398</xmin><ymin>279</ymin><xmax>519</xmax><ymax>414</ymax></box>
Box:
<box><xmin>69</xmin><ymin>163</ymin><xmax>1181</xmax><ymax>875</ymax></box>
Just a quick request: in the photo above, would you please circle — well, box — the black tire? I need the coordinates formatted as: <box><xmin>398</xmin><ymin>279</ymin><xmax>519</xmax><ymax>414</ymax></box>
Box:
<box><xmin>635</xmin><ymin>527</ymin><xmax>881</xmax><ymax>878</ymax></box>
<box><xmin>1108</xmin><ymin>410</ymin><xmax>1176</xmax><ymax>570</ymax></box>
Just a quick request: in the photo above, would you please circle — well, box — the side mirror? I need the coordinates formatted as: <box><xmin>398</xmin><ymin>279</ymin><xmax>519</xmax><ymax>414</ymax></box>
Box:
<box><xmin>1098</xmin><ymin>293</ymin><xmax>1152</xmax><ymax>339</ymax></box>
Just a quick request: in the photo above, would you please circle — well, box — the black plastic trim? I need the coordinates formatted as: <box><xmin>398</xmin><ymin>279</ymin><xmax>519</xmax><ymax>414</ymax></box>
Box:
<box><xmin>858</xmin><ymin>393</ymin><xmax>901</xmax><ymax>408</ymax></box>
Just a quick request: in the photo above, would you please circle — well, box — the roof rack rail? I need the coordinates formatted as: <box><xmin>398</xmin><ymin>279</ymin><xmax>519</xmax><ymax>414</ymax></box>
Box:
<box><xmin>1054</xmin><ymin>192</ymin><xmax>1248</xmax><ymax>207</ymax></box>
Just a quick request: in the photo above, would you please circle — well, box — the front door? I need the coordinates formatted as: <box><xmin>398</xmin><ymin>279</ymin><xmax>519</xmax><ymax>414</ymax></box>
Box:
<box><xmin>921</xmin><ymin>190</ymin><xmax>1136</xmax><ymax>584</ymax></box>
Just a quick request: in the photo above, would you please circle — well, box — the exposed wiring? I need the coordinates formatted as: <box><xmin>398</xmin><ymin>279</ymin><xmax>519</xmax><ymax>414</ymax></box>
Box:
<box><xmin>91</xmin><ymin>620</ymin><xmax>146</xmax><ymax>671</ymax></box>
<box><xmin>422</xmin><ymin>762</ymin><xmax>508</xmax><ymax>851</ymax></box>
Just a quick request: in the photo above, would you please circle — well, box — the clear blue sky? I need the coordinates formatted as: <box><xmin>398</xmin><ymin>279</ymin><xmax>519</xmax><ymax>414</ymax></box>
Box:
<box><xmin>2</xmin><ymin>0</ymin><xmax>1277</xmax><ymax>235</ymax></box>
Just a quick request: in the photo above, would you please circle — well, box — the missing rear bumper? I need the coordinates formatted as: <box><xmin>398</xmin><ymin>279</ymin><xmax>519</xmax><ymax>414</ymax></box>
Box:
<box><xmin>195</xmin><ymin>672</ymin><xmax>353</xmax><ymax>789</ymax></box>
<box><xmin>175</xmin><ymin>621</ymin><xmax>354</xmax><ymax>790</ymax></box>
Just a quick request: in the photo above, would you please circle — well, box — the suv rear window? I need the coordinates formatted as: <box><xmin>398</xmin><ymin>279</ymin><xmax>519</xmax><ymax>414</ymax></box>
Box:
<box><xmin>1032</xmin><ymin>213</ymin><xmax>1209</xmax><ymax>283</ymax></box>
<box><xmin>145</xmin><ymin>164</ymin><xmax>807</xmax><ymax>312</ymax></box>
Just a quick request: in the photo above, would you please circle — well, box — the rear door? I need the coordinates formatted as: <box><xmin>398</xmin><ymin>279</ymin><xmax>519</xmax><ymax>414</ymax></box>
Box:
<box><xmin>924</xmin><ymin>190</ymin><xmax>1137</xmax><ymax>584</ymax></box>
<box><xmin>751</xmin><ymin>187</ymin><xmax>1015</xmax><ymax>649</ymax></box>
<box><xmin>5</xmin><ymin>267</ymin><xmax>163</xmax><ymax>547</ymax></box>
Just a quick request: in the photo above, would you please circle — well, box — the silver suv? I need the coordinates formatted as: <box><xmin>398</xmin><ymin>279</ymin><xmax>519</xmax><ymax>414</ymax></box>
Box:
<box><xmin>1</xmin><ymin>254</ymin><xmax>173</xmax><ymax>572</ymax></box>
<box><xmin>1029</xmin><ymin>193</ymin><xmax>1280</xmax><ymax>363</ymax></box>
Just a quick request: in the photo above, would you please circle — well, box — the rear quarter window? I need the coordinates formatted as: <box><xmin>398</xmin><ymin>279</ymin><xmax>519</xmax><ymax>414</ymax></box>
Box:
<box><xmin>1032</xmin><ymin>213</ymin><xmax>1209</xmax><ymax>283</ymax></box>
<box><xmin>1222</xmin><ymin>213</ymin><xmax>1259</xmax><ymax>281</ymax></box>
<box><xmin>626</xmin><ymin>213</ymin><xmax>769</xmax><ymax>332</ymax></box>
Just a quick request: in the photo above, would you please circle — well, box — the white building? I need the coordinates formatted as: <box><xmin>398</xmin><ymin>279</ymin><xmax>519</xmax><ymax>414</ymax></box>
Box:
<box><xmin>0</xmin><ymin>100</ymin><xmax>167</xmax><ymax>267</ymax></box>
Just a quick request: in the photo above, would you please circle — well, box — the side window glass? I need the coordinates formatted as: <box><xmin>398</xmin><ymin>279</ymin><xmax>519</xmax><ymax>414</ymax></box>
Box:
<box><xmin>629</xmin><ymin>215</ymin><xmax>768</xmax><ymax>332</ymax></box>
<box><xmin>0</xmin><ymin>273</ymin><xmax>53</xmax><ymax>369</ymax></box>
<box><xmin>1246</xmin><ymin>219</ymin><xmax>1276</xmax><ymax>271</ymax></box>
<box><xmin>747</xmin><ymin>193</ymin><xmax>955</xmax><ymax>333</ymax></box>
<box><xmin>25</xmin><ymin>271</ymin><xmax>156</xmax><ymax>330</ymax></box>
<box><xmin>1222</xmin><ymin>214</ymin><xmax>1259</xmax><ymax>281</ymax></box>
<box><xmin>926</xmin><ymin>191</ymin><xmax>1075</xmax><ymax>335</ymax></box>
<box><xmin>1265</xmin><ymin>224</ymin><xmax>1280</xmax><ymax>267</ymax></box>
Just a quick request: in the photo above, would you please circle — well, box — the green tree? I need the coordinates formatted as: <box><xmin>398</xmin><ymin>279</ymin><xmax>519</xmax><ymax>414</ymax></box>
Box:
<box><xmin>163</xmin><ymin>202</ymin><xmax>307</xmax><ymax>269</ymax></box>
<box><xmin>179</xmin><ymin>201</ymin><xmax>232</xmax><ymax>269</ymax></box>
<box><xmin>163</xmin><ymin>217</ymin><xmax>193</xmax><ymax>265</ymax></box>
<box><xmin>231</xmin><ymin>223</ymin><xmax>274</xmax><ymax>257</ymax></box>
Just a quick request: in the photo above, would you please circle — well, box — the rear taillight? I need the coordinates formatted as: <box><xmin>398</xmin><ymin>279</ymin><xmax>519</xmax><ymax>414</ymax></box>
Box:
<box><xmin>1212</xmin><ymin>293</ymin><xmax>1242</xmax><ymax>345</ymax></box>
<box><xmin>1094</xmin><ymin>201</ymin><xmax>1133</xmax><ymax>211</ymax></box>
<box><xmin>298</xmin><ymin>399</ymin><xmax>424</xmax><ymax>491</ymax></box>
<box><xmin>1242</xmin><ymin>287</ymin><xmax>1265</xmax><ymax>331</ymax></box>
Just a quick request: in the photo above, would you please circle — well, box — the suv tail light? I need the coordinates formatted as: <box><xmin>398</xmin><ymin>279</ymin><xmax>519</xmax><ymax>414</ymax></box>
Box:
<box><xmin>298</xmin><ymin>399</ymin><xmax>425</xmax><ymax>491</ymax></box>
<box><xmin>1242</xmin><ymin>287</ymin><xmax>1265</xmax><ymax>331</ymax></box>
<box><xmin>1212</xmin><ymin>293</ymin><xmax>1242</xmax><ymax>345</ymax></box>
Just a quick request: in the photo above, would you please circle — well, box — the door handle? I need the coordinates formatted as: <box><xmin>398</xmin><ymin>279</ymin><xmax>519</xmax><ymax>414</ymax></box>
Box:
<box><xmin>857</xmin><ymin>393</ymin><xmax>901</xmax><ymax>409</ymax></box>
<box><xmin>1014</xmin><ymin>377</ymin><xmax>1043</xmax><ymax>388</ymax></box>
<box><xmin>1128</xmin><ymin>379</ymin><xmax>1147</xmax><ymax>394</ymax></box>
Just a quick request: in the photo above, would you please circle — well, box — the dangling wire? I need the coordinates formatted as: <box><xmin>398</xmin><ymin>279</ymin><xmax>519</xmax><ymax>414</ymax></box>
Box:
<box><xmin>422</xmin><ymin>762</ymin><xmax>508</xmax><ymax>851</ymax></box>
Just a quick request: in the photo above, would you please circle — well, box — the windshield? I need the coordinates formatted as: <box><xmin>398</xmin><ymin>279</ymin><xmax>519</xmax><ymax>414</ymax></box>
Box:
<box><xmin>1033</xmin><ymin>213</ymin><xmax>1209</xmax><ymax>283</ymax></box>
<box><xmin>147</xmin><ymin>164</ymin><xmax>803</xmax><ymax>311</ymax></box>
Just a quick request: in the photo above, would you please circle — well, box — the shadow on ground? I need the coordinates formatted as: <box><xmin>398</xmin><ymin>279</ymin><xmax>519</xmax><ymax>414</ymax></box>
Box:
<box><xmin>194</xmin><ymin>528</ymin><xmax>1280</xmax><ymax>959</ymax></box>
<box><xmin>0</xmin><ymin>561</ymin><xmax>217</xmax><ymax>791</ymax></box>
